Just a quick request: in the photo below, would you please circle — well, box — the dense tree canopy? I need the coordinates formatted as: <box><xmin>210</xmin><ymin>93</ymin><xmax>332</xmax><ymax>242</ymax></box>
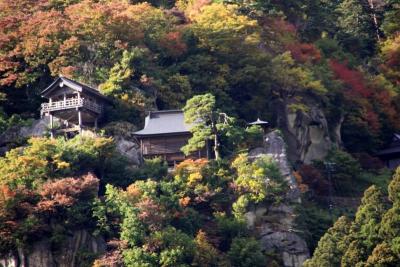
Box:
<box><xmin>1</xmin><ymin>0</ymin><xmax>400</xmax><ymax>265</ymax></box>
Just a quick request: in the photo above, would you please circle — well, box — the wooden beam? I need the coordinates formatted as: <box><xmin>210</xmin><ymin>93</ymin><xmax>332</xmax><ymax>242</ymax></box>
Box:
<box><xmin>49</xmin><ymin>114</ymin><xmax>54</xmax><ymax>138</ymax></box>
<box><xmin>78</xmin><ymin>109</ymin><xmax>82</xmax><ymax>134</ymax></box>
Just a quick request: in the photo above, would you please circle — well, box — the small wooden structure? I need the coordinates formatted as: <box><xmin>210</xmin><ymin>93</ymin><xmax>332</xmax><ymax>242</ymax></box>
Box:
<box><xmin>40</xmin><ymin>76</ymin><xmax>111</xmax><ymax>137</ymax></box>
<box><xmin>134</xmin><ymin>110</ymin><xmax>207</xmax><ymax>165</ymax></box>
<box><xmin>377</xmin><ymin>134</ymin><xmax>400</xmax><ymax>169</ymax></box>
<box><xmin>248</xmin><ymin>118</ymin><xmax>270</xmax><ymax>134</ymax></box>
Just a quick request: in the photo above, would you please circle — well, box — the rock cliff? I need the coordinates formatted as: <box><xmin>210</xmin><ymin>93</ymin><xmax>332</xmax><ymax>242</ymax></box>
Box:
<box><xmin>247</xmin><ymin>130</ymin><xmax>310</xmax><ymax>267</ymax></box>
<box><xmin>274</xmin><ymin>99</ymin><xmax>342</xmax><ymax>164</ymax></box>
<box><xmin>0</xmin><ymin>230</ymin><xmax>106</xmax><ymax>267</ymax></box>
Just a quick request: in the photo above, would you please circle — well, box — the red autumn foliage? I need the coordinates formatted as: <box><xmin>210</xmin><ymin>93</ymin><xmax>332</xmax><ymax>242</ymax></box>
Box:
<box><xmin>159</xmin><ymin>31</ymin><xmax>187</xmax><ymax>58</ymax></box>
<box><xmin>293</xmin><ymin>171</ymin><xmax>309</xmax><ymax>193</ymax></box>
<box><xmin>36</xmin><ymin>173</ymin><xmax>99</xmax><ymax>213</ymax></box>
<box><xmin>352</xmin><ymin>153</ymin><xmax>384</xmax><ymax>171</ymax></box>
<box><xmin>136</xmin><ymin>197</ymin><xmax>167</xmax><ymax>231</ymax></box>
<box><xmin>286</xmin><ymin>43</ymin><xmax>321</xmax><ymax>64</ymax></box>
<box><xmin>298</xmin><ymin>164</ymin><xmax>329</xmax><ymax>196</ymax></box>
<box><xmin>329</xmin><ymin>59</ymin><xmax>372</xmax><ymax>98</ymax></box>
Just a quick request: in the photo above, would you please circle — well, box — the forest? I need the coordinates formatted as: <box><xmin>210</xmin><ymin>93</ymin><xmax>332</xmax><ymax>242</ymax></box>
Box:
<box><xmin>0</xmin><ymin>0</ymin><xmax>400</xmax><ymax>266</ymax></box>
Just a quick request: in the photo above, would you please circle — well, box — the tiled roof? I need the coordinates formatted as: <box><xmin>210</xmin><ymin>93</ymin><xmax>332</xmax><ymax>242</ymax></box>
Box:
<box><xmin>41</xmin><ymin>76</ymin><xmax>111</xmax><ymax>102</ymax></box>
<box><xmin>377</xmin><ymin>133</ymin><xmax>400</xmax><ymax>156</ymax></box>
<box><xmin>134</xmin><ymin>110</ymin><xmax>191</xmax><ymax>136</ymax></box>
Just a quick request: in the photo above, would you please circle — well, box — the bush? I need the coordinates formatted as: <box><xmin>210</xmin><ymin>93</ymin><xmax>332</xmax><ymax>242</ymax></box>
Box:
<box><xmin>227</xmin><ymin>237</ymin><xmax>267</xmax><ymax>267</ymax></box>
<box><xmin>132</xmin><ymin>157</ymin><xmax>168</xmax><ymax>181</ymax></box>
<box><xmin>314</xmin><ymin>149</ymin><xmax>362</xmax><ymax>196</ymax></box>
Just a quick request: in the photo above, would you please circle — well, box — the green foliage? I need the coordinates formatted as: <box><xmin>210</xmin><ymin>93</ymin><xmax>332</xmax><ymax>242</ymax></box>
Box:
<box><xmin>303</xmin><ymin>216</ymin><xmax>351</xmax><ymax>267</ymax></box>
<box><xmin>341</xmin><ymin>186</ymin><xmax>387</xmax><ymax>266</ymax></box>
<box><xmin>271</xmin><ymin>52</ymin><xmax>327</xmax><ymax>99</ymax></box>
<box><xmin>314</xmin><ymin>149</ymin><xmax>362</xmax><ymax>196</ymax></box>
<box><xmin>182</xmin><ymin>93</ymin><xmax>243</xmax><ymax>159</ymax></box>
<box><xmin>132</xmin><ymin>157</ymin><xmax>168</xmax><ymax>181</ymax></box>
<box><xmin>381</xmin><ymin>0</ymin><xmax>400</xmax><ymax>36</ymax></box>
<box><xmin>232</xmin><ymin>153</ymin><xmax>286</xmax><ymax>203</ymax></box>
<box><xmin>306</xmin><ymin>167</ymin><xmax>400</xmax><ymax>267</ymax></box>
<box><xmin>227</xmin><ymin>237</ymin><xmax>267</xmax><ymax>267</ymax></box>
<box><xmin>182</xmin><ymin>94</ymin><xmax>216</xmax><ymax>156</ymax></box>
<box><xmin>2</xmin><ymin>0</ymin><xmax>400</xmax><ymax>264</ymax></box>
<box><xmin>295</xmin><ymin>200</ymin><xmax>336</xmax><ymax>252</ymax></box>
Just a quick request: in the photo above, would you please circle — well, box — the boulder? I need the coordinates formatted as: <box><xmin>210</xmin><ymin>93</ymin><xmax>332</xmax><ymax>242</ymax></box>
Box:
<box><xmin>115</xmin><ymin>137</ymin><xmax>141</xmax><ymax>166</ymax></box>
<box><xmin>0</xmin><ymin>118</ymin><xmax>49</xmax><ymax>147</ymax></box>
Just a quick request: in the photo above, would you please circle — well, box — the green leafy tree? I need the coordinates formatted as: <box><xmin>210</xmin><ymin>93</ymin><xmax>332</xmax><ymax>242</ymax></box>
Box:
<box><xmin>232</xmin><ymin>153</ymin><xmax>285</xmax><ymax>203</ymax></box>
<box><xmin>270</xmin><ymin>52</ymin><xmax>326</xmax><ymax>103</ymax></box>
<box><xmin>381</xmin><ymin>0</ymin><xmax>400</xmax><ymax>36</ymax></box>
<box><xmin>227</xmin><ymin>237</ymin><xmax>266</xmax><ymax>267</ymax></box>
<box><xmin>335</xmin><ymin>0</ymin><xmax>377</xmax><ymax>57</ymax></box>
<box><xmin>182</xmin><ymin>93</ymin><xmax>237</xmax><ymax>160</ymax></box>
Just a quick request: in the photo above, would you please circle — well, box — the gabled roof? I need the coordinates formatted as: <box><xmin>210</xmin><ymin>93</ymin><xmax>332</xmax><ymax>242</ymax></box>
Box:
<box><xmin>134</xmin><ymin>110</ymin><xmax>191</xmax><ymax>136</ymax></box>
<box><xmin>377</xmin><ymin>133</ymin><xmax>400</xmax><ymax>156</ymax></box>
<box><xmin>41</xmin><ymin>76</ymin><xmax>111</xmax><ymax>102</ymax></box>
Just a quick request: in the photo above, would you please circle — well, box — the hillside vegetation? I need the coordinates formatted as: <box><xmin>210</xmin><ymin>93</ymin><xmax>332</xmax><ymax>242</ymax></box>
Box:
<box><xmin>1</xmin><ymin>0</ymin><xmax>400</xmax><ymax>266</ymax></box>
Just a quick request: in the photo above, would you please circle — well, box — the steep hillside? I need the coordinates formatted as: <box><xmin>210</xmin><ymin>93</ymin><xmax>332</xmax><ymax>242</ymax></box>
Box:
<box><xmin>1</xmin><ymin>0</ymin><xmax>400</xmax><ymax>266</ymax></box>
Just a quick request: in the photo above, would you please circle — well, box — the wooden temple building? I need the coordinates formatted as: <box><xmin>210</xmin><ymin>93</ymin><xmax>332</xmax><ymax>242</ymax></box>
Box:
<box><xmin>40</xmin><ymin>76</ymin><xmax>111</xmax><ymax>137</ymax></box>
<box><xmin>377</xmin><ymin>134</ymin><xmax>400</xmax><ymax>169</ymax></box>
<box><xmin>134</xmin><ymin>110</ymin><xmax>207</xmax><ymax>165</ymax></box>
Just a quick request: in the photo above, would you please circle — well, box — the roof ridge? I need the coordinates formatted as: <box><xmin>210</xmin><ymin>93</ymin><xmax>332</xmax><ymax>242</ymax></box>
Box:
<box><xmin>61</xmin><ymin>76</ymin><xmax>99</xmax><ymax>92</ymax></box>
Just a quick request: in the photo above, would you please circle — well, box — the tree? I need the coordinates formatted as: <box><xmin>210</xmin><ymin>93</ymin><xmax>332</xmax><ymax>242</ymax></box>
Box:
<box><xmin>270</xmin><ymin>52</ymin><xmax>326</xmax><ymax>101</ymax></box>
<box><xmin>192</xmin><ymin>230</ymin><xmax>221</xmax><ymax>267</ymax></box>
<box><xmin>182</xmin><ymin>93</ymin><xmax>235</xmax><ymax>160</ymax></box>
<box><xmin>231</xmin><ymin>154</ymin><xmax>285</xmax><ymax>203</ymax></box>
<box><xmin>227</xmin><ymin>237</ymin><xmax>266</xmax><ymax>267</ymax></box>
<box><xmin>303</xmin><ymin>216</ymin><xmax>351</xmax><ymax>267</ymax></box>
<box><xmin>190</xmin><ymin>3</ymin><xmax>260</xmax><ymax>53</ymax></box>
<box><xmin>381</xmin><ymin>0</ymin><xmax>400</xmax><ymax>36</ymax></box>
<box><xmin>341</xmin><ymin>186</ymin><xmax>386</xmax><ymax>266</ymax></box>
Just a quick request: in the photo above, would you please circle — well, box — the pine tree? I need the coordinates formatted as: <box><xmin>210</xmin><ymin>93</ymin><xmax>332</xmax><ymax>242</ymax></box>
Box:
<box><xmin>303</xmin><ymin>216</ymin><xmax>351</xmax><ymax>267</ymax></box>
<box><xmin>341</xmin><ymin>185</ymin><xmax>386</xmax><ymax>267</ymax></box>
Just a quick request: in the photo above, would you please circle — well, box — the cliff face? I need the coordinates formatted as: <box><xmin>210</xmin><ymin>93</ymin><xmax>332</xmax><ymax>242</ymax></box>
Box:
<box><xmin>247</xmin><ymin>130</ymin><xmax>310</xmax><ymax>267</ymax></box>
<box><xmin>0</xmin><ymin>230</ymin><xmax>106</xmax><ymax>267</ymax></box>
<box><xmin>274</xmin><ymin>99</ymin><xmax>342</xmax><ymax>164</ymax></box>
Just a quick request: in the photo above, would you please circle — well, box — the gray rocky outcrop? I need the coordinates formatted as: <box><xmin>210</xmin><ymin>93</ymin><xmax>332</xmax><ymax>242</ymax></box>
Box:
<box><xmin>274</xmin><ymin>99</ymin><xmax>342</xmax><ymax>164</ymax></box>
<box><xmin>247</xmin><ymin>130</ymin><xmax>310</xmax><ymax>267</ymax></box>
<box><xmin>0</xmin><ymin>118</ymin><xmax>49</xmax><ymax>152</ymax></box>
<box><xmin>0</xmin><ymin>230</ymin><xmax>106</xmax><ymax>267</ymax></box>
<box><xmin>115</xmin><ymin>137</ymin><xmax>141</xmax><ymax>165</ymax></box>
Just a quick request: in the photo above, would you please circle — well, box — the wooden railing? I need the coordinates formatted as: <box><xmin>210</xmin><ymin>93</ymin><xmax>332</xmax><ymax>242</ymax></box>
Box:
<box><xmin>41</xmin><ymin>98</ymin><xmax>102</xmax><ymax>115</ymax></box>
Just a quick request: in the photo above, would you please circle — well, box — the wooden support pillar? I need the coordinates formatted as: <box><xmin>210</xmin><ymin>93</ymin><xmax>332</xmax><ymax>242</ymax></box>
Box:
<box><xmin>94</xmin><ymin>117</ymin><xmax>98</xmax><ymax>130</ymax></box>
<box><xmin>49</xmin><ymin>113</ymin><xmax>54</xmax><ymax>138</ymax></box>
<box><xmin>78</xmin><ymin>109</ymin><xmax>82</xmax><ymax>134</ymax></box>
<box><xmin>63</xmin><ymin>93</ymin><xmax>66</xmax><ymax>105</ymax></box>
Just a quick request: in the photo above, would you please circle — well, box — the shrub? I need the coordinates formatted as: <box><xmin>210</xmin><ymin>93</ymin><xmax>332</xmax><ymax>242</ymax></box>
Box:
<box><xmin>227</xmin><ymin>237</ymin><xmax>266</xmax><ymax>267</ymax></box>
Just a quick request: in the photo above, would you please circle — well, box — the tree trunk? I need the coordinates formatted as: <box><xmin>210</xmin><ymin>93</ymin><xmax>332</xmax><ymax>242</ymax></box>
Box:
<box><xmin>368</xmin><ymin>0</ymin><xmax>381</xmax><ymax>41</ymax></box>
<box><xmin>211</xmin><ymin>119</ymin><xmax>220</xmax><ymax>160</ymax></box>
<box><xmin>213</xmin><ymin>133</ymin><xmax>220</xmax><ymax>160</ymax></box>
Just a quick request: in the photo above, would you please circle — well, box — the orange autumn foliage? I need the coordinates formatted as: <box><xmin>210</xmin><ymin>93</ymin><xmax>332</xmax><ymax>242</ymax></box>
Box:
<box><xmin>36</xmin><ymin>173</ymin><xmax>99</xmax><ymax>212</ymax></box>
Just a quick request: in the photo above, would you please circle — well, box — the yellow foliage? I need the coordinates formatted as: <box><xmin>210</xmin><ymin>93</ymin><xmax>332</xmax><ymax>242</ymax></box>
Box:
<box><xmin>191</xmin><ymin>3</ymin><xmax>260</xmax><ymax>52</ymax></box>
